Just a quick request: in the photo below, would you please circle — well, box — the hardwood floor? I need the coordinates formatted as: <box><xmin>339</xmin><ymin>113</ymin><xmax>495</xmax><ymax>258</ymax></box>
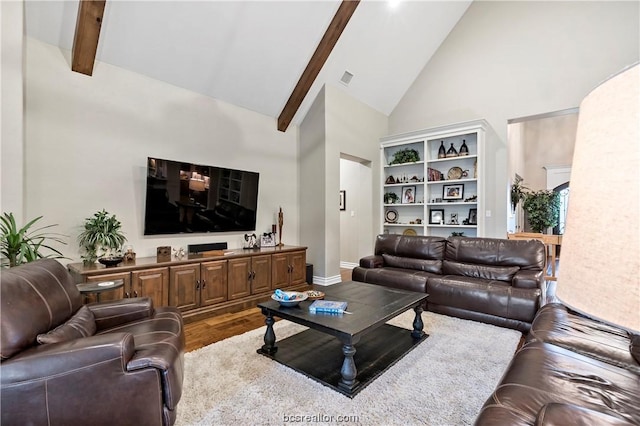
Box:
<box><xmin>183</xmin><ymin>268</ymin><xmax>353</xmax><ymax>352</ymax></box>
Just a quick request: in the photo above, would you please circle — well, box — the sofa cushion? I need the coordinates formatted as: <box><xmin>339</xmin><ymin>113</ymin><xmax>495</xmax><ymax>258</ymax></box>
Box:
<box><xmin>442</xmin><ymin>260</ymin><xmax>519</xmax><ymax>281</ymax></box>
<box><xmin>528</xmin><ymin>304</ymin><xmax>640</xmax><ymax>374</ymax></box>
<box><xmin>536</xmin><ymin>403</ymin><xmax>635</xmax><ymax>426</ymax></box>
<box><xmin>37</xmin><ymin>305</ymin><xmax>96</xmax><ymax>344</ymax></box>
<box><xmin>1</xmin><ymin>259</ymin><xmax>83</xmax><ymax>360</ymax></box>
<box><xmin>352</xmin><ymin>267</ymin><xmax>429</xmax><ymax>293</ymax></box>
<box><xmin>446</xmin><ymin>236</ymin><xmax>545</xmax><ymax>270</ymax></box>
<box><xmin>382</xmin><ymin>254</ymin><xmax>442</xmax><ymax>273</ymax></box>
<box><xmin>427</xmin><ymin>276</ymin><xmax>538</xmax><ymax>322</ymax></box>
<box><xmin>374</xmin><ymin>234</ymin><xmax>446</xmax><ymax>260</ymax></box>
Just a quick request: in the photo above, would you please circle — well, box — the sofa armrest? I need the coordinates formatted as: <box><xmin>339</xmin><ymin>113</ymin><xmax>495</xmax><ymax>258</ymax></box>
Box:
<box><xmin>360</xmin><ymin>255</ymin><xmax>384</xmax><ymax>268</ymax></box>
<box><xmin>513</xmin><ymin>269</ymin><xmax>546</xmax><ymax>306</ymax></box>
<box><xmin>0</xmin><ymin>333</ymin><xmax>135</xmax><ymax>386</ymax></box>
<box><xmin>536</xmin><ymin>403</ymin><xmax>632</xmax><ymax>425</ymax></box>
<box><xmin>88</xmin><ymin>297</ymin><xmax>154</xmax><ymax>331</ymax></box>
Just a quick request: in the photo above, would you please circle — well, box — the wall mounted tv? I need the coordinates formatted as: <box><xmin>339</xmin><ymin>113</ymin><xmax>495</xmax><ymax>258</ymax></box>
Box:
<box><xmin>144</xmin><ymin>157</ymin><xmax>259</xmax><ymax>235</ymax></box>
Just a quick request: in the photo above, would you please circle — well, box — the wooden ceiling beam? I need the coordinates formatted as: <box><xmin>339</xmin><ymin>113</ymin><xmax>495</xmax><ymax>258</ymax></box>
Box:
<box><xmin>277</xmin><ymin>0</ymin><xmax>360</xmax><ymax>132</ymax></box>
<box><xmin>72</xmin><ymin>0</ymin><xmax>106</xmax><ymax>76</ymax></box>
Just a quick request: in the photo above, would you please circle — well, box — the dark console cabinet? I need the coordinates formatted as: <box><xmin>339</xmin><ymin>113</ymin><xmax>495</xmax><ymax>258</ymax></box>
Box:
<box><xmin>69</xmin><ymin>245</ymin><xmax>307</xmax><ymax>322</ymax></box>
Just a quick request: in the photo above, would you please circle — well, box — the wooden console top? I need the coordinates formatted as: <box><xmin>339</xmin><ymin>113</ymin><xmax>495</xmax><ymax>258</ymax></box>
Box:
<box><xmin>68</xmin><ymin>245</ymin><xmax>307</xmax><ymax>275</ymax></box>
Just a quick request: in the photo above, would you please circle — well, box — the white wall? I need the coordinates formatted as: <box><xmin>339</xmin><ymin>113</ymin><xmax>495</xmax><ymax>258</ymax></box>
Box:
<box><xmin>390</xmin><ymin>1</ymin><xmax>639</xmax><ymax>237</ymax></box>
<box><xmin>300</xmin><ymin>84</ymin><xmax>387</xmax><ymax>282</ymax></box>
<box><xmin>1</xmin><ymin>1</ymin><xmax>25</xmax><ymax>219</ymax></box>
<box><xmin>24</xmin><ymin>38</ymin><xmax>300</xmax><ymax>262</ymax></box>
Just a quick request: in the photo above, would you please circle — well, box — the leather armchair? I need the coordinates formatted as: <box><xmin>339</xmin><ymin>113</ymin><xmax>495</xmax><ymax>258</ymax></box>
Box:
<box><xmin>1</xmin><ymin>259</ymin><xmax>185</xmax><ymax>426</ymax></box>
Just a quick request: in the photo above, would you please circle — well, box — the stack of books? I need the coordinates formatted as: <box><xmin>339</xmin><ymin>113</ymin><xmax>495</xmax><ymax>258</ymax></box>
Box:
<box><xmin>308</xmin><ymin>300</ymin><xmax>348</xmax><ymax>314</ymax></box>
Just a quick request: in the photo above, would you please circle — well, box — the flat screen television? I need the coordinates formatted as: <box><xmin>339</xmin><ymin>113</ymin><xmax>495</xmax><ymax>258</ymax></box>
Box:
<box><xmin>144</xmin><ymin>157</ymin><xmax>259</xmax><ymax>235</ymax></box>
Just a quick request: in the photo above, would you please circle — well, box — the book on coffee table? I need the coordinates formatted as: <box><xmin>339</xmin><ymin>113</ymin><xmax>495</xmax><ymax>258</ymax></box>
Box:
<box><xmin>309</xmin><ymin>300</ymin><xmax>348</xmax><ymax>314</ymax></box>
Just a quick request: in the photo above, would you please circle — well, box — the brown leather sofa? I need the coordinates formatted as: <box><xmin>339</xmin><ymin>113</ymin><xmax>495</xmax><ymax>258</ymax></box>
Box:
<box><xmin>1</xmin><ymin>259</ymin><xmax>185</xmax><ymax>426</ymax></box>
<box><xmin>352</xmin><ymin>234</ymin><xmax>546</xmax><ymax>332</ymax></box>
<box><xmin>475</xmin><ymin>303</ymin><xmax>640</xmax><ymax>425</ymax></box>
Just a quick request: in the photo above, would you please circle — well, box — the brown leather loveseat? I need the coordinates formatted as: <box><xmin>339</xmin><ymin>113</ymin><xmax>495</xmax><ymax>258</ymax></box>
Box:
<box><xmin>353</xmin><ymin>234</ymin><xmax>546</xmax><ymax>332</ymax></box>
<box><xmin>1</xmin><ymin>259</ymin><xmax>185</xmax><ymax>426</ymax></box>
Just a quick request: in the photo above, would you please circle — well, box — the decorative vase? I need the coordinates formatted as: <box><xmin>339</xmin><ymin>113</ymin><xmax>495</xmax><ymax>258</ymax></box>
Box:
<box><xmin>446</xmin><ymin>143</ymin><xmax>458</xmax><ymax>158</ymax></box>
<box><xmin>438</xmin><ymin>141</ymin><xmax>446</xmax><ymax>159</ymax></box>
<box><xmin>459</xmin><ymin>139</ymin><xmax>469</xmax><ymax>156</ymax></box>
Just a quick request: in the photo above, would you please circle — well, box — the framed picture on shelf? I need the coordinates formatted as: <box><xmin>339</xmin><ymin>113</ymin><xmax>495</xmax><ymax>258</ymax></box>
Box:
<box><xmin>468</xmin><ymin>208</ymin><xmax>478</xmax><ymax>225</ymax></box>
<box><xmin>339</xmin><ymin>190</ymin><xmax>346</xmax><ymax>211</ymax></box>
<box><xmin>402</xmin><ymin>186</ymin><xmax>416</xmax><ymax>204</ymax></box>
<box><xmin>443</xmin><ymin>183</ymin><xmax>464</xmax><ymax>201</ymax></box>
<box><xmin>429</xmin><ymin>209</ymin><xmax>444</xmax><ymax>225</ymax></box>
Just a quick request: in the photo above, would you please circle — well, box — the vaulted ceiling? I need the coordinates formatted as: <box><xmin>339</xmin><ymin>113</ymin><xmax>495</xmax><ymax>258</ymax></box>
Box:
<box><xmin>24</xmin><ymin>0</ymin><xmax>472</xmax><ymax>130</ymax></box>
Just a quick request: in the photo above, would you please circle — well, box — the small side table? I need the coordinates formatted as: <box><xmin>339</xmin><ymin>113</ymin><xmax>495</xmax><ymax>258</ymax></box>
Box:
<box><xmin>76</xmin><ymin>279</ymin><xmax>124</xmax><ymax>303</ymax></box>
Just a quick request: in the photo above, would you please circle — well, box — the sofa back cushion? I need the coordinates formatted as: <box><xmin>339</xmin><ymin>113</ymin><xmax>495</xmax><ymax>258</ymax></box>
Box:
<box><xmin>375</xmin><ymin>234</ymin><xmax>447</xmax><ymax>261</ymax></box>
<box><xmin>1</xmin><ymin>259</ymin><xmax>83</xmax><ymax>360</ymax></box>
<box><xmin>382</xmin><ymin>254</ymin><xmax>442</xmax><ymax>273</ymax></box>
<box><xmin>446</xmin><ymin>236</ymin><xmax>545</xmax><ymax>270</ymax></box>
<box><xmin>442</xmin><ymin>260</ymin><xmax>520</xmax><ymax>281</ymax></box>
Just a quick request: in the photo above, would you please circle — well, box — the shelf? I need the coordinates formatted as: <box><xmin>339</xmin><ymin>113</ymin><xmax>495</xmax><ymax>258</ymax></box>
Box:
<box><xmin>383</xmin><ymin>223</ymin><xmax>423</xmax><ymax>227</ymax></box>
<box><xmin>426</xmin><ymin>178</ymin><xmax>477</xmax><ymax>185</ymax></box>
<box><xmin>384</xmin><ymin>182</ymin><xmax>425</xmax><ymax>187</ymax></box>
<box><xmin>427</xmin><ymin>202</ymin><xmax>477</xmax><ymax>206</ymax></box>
<box><xmin>426</xmin><ymin>224</ymin><xmax>478</xmax><ymax>228</ymax></box>
<box><xmin>384</xmin><ymin>161</ymin><xmax>424</xmax><ymax>168</ymax></box>
<box><xmin>426</xmin><ymin>155</ymin><xmax>477</xmax><ymax>164</ymax></box>
<box><xmin>384</xmin><ymin>203</ymin><xmax>424</xmax><ymax>207</ymax></box>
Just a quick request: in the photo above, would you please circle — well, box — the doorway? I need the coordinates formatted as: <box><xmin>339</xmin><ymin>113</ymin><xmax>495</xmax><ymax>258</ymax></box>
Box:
<box><xmin>339</xmin><ymin>154</ymin><xmax>372</xmax><ymax>269</ymax></box>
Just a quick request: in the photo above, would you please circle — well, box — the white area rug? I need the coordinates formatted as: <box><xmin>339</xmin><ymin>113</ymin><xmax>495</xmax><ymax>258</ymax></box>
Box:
<box><xmin>176</xmin><ymin>311</ymin><xmax>521</xmax><ymax>426</ymax></box>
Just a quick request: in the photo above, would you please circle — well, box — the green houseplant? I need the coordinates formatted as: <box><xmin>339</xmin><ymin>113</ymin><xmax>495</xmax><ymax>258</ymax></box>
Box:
<box><xmin>0</xmin><ymin>212</ymin><xmax>67</xmax><ymax>267</ymax></box>
<box><xmin>510</xmin><ymin>175</ymin><xmax>528</xmax><ymax>212</ymax></box>
<box><xmin>384</xmin><ymin>192</ymin><xmax>399</xmax><ymax>204</ymax></box>
<box><xmin>522</xmin><ymin>190</ymin><xmax>561</xmax><ymax>233</ymax></box>
<box><xmin>389</xmin><ymin>148</ymin><xmax>420</xmax><ymax>165</ymax></box>
<box><xmin>78</xmin><ymin>210</ymin><xmax>127</xmax><ymax>264</ymax></box>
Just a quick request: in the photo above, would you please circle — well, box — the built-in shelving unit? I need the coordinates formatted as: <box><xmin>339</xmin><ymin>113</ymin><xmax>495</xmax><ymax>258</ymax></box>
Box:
<box><xmin>380</xmin><ymin>120</ymin><xmax>487</xmax><ymax>238</ymax></box>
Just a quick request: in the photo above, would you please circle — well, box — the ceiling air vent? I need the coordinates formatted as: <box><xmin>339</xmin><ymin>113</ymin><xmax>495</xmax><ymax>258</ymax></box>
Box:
<box><xmin>340</xmin><ymin>70</ymin><xmax>354</xmax><ymax>86</ymax></box>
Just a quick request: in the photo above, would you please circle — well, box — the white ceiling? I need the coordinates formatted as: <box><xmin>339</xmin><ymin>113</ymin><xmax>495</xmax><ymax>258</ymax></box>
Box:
<box><xmin>24</xmin><ymin>0</ymin><xmax>472</xmax><ymax>128</ymax></box>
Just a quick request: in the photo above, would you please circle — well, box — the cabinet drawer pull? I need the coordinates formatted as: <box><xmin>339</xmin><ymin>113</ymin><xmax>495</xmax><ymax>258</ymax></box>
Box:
<box><xmin>201</xmin><ymin>279</ymin><xmax>206</xmax><ymax>289</ymax></box>
<box><xmin>196</xmin><ymin>280</ymin><xmax>200</xmax><ymax>290</ymax></box>
<box><xmin>133</xmin><ymin>290</ymin><xmax>138</xmax><ymax>297</ymax></box>
<box><xmin>125</xmin><ymin>292</ymin><xmax>130</xmax><ymax>298</ymax></box>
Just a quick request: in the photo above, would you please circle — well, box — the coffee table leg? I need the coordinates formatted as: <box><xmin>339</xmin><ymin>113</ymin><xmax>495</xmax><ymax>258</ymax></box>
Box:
<box><xmin>412</xmin><ymin>305</ymin><xmax>425</xmax><ymax>339</ymax></box>
<box><xmin>338</xmin><ymin>343</ymin><xmax>358</xmax><ymax>392</ymax></box>
<box><xmin>260</xmin><ymin>313</ymin><xmax>278</xmax><ymax>355</ymax></box>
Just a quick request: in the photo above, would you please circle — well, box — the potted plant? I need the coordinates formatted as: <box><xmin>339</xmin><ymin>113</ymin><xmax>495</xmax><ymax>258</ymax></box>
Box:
<box><xmin>510</xmin><ymin>175</ymin><xmax>528</xmax><ymax>212</ymax></box>
<box><xmin>384</xmin><ymin>192</ymin><xmax>399</xmax><ymax>204</ymax></box>
<box><xmin>0</xmin><ymin>212</ymin><xmax>67</xmax><ymax>267</ymax></box>
<box><xmin>390</xmin><ymin>148</ymin><xmax>420</xmax><ymax>165</ymax></box>
<box><xmin>78</xmin><ymin>210</ymin><xmax>127</xmax><ymax>264</ymax></box>
<box><xmin>522</xmin><ymin>190</ymin><xmax>561</xmax><ymax>233</ymax></box>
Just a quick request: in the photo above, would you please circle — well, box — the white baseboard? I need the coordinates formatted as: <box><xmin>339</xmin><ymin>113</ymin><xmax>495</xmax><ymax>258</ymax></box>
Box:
<box><xmin>339</xmin><ymin>261</ymin><xmax>358</xmax><ymax>269</ymax></box>
<box><xmin>312</xmin><ymin>275</ymin><xmax>342</xmax><ymax>286</ymax></box>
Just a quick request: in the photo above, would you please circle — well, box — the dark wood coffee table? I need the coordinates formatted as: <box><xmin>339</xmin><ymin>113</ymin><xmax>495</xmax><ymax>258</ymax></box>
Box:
<box><xmin>257</xmin><ymin>281</ymin><xmax>428</xmax><ymax>397</ymax></box>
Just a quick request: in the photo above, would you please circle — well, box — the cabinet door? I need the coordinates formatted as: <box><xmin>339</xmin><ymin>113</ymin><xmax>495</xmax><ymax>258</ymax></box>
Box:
<box><xmin>289</xmin><ymin>251</ymin><xmax>307</xmax><ymax>285</ymax></box>
<box><xmin>251</xmin><ymin>255</ymin><xmax>272</xmax><ymax>294</ymax></box>
<box><xmin>227</xmin><ymin>258</ymin><xmax>251</xmax><ymax>300</ymax></box>
<box><xmin>169</xmin><ymin>264</ymin><xmax>200</xmax><ymax>312</ymax></box>
<box><xmin>86</xmin><ymin>272</ymin><xmax>130</xmax><ymax>302</ymax></box>
<box><xmin>271</xmin><ymin>253</ymin><xmax>290</xmax><ymax>290</ymax></box>
<box><xmin>132</xmin><ymin>267</ymin><xmax>169</xmax><ymax>307</ymax></box>
<box><xmin>200</xmin><ymin>260</ymin><xmax>227</xmax><ymax>306</ymax></box>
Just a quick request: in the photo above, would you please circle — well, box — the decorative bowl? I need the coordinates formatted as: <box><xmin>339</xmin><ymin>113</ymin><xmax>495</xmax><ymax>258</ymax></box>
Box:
<box><xmin>271</xmin><ymin>291</ymin><xmax>307</xmax><ymax>307</ymax></box>
<box><xmin>98</xmin><ymin>256</ymin><xmax>124</xmax><ymax>267</ymax></box>
<box><xmin>306</xmin><ymin>290</ymin><xmax>325</xmax><ymax>300</ymax></box>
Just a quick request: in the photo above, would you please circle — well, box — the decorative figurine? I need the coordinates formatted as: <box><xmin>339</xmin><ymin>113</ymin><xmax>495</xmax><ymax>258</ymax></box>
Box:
<box><xmin>277</xmin><ymin>207</ymin><xmax>284</xmax><ymax>246</ymax></box>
